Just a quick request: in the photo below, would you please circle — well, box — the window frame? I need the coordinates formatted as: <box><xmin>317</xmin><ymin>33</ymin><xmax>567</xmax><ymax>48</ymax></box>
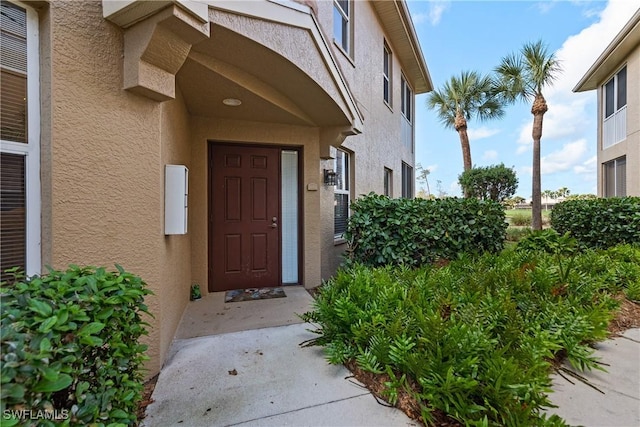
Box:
<box><xmin>603</xmin><ymin>156</ymin><xmax>626</xmax><ymax>198</ymax></box>
<box><xmin>333</xmin><ymin>0</ymin><xmax>352</xmax><ymax>56</ymax></box>
<box><xmin>384</xmin><ymin>167</ymin><xmax>392</xmax><ymax>197</ymax></box>
<box><xmin>334</xmin><ymin>149</ymin><xmax>350</xmax><ymax>239</ymax></box>
<box><xmin>603</xmin><ymin>66</ymin><xmax>626</xmax><ymax>120</ymax></box>
<box><xmin>401</xmin><ymin>74</ymin><xmax>413</xmax><ymax>123</ymax></box>
<box><xmin>383</xmin><ymin>42</ymin><xmax>392</xmax><ymax>106</ymax></box>
<box><xmin>0</xmin><ymin>0</ymin><xmax>40</xmax><ymax>277</ymax></box>
<box><xmin>401</xmin><ymin>162</ymin><xmax>413</xmax><ymax>199</ymax></box>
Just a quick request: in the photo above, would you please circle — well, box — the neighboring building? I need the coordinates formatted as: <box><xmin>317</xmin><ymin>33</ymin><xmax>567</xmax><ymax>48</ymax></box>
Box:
<box><xmin>0</xmin><ymin>0</ymin><xmax>432</xmax><ymax>374</ymax></box>
<box><xmin>574</xmin><ymin>9</ymin><xmax>640</xmax><ymax>197</ymax></box>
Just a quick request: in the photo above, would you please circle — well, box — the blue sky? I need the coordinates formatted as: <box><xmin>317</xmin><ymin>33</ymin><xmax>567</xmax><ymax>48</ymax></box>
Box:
<box><xmin>407</xmin><ymin>0</ymin><xmax>640</xmax><ymax>198</ymax></box>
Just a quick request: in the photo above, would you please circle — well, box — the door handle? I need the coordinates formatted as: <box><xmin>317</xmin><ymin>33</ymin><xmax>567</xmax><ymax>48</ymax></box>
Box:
<box><xmin>270</xmin><ymin>217</ymin><xmax>278</xmax><ymax>228</ymax></box>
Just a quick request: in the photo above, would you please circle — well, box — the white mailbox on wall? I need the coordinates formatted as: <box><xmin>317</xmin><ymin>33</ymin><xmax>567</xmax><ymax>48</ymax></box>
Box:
<box><xmin>165</xmin><ymin>165</ymin><xmax>188</xmax><ymax>235</ymax></box>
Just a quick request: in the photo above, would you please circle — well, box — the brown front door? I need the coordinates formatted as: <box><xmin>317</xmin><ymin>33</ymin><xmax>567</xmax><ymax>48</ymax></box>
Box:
<box><xmin>210</xmin><ymin>144</ymin><xmax>281</xmax><ymax>292</ymax></box>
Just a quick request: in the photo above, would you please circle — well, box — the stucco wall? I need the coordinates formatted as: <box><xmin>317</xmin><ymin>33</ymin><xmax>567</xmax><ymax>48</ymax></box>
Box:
<box><xmin>597</xmin><ymin>43</ymin><xmax>640</xmax><ymax>196</ymax></box>
<box><xmin>189</xmin><ymin>117</ymin><xmax>324</xmax><ymax>292</ymax></box>
<box><xmin>46</xmin><ymin>1</ymin><xmax>165</xmax><ymax>374</ymax></box>
<box><xmin>158</xmin><ymin>88</ymin><xmax>193</xmax><ymax>365</ymax></box>
<box><xmin>37</xmin><ymin>0</ymin><xmax>423</xmax><ymax>377</ymax></box>
<box><xmin>315</xmin><ymin>1</ymin><xmax>417</xmax><ymax>278</ymax></box>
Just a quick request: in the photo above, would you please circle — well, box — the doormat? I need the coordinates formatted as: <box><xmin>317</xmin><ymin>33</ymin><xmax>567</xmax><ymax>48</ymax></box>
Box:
<box><xmin>225</xmin><ymin>287</ymin><xmax>286</xmax><ymax>303</ymax></box>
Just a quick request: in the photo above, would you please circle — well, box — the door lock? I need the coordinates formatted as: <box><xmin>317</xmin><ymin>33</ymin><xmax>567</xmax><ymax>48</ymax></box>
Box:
<box><xmin>270</xmin><ymin>217</ymin><xmax>278</xmax><ymax>228</ymax></box>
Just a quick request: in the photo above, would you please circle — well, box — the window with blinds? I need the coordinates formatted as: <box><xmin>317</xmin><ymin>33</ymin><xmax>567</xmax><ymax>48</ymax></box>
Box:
<box><xmin>603</xmin><ymin>156</ymin><xmax>626</xmax><ymax>198</ymax></box>
<box><xmin>1</xmin><ymin>1</ymin><xmax>28</xmax><ymax>143</ymax></box>
<box><xmin>334</xmin><ymin>149</ymin><xmax>350</xmax><ymax>238</ymax></box>
<box><xmin>1</xmin><ymin>1</ymin><xmax>37</xmax><ymax>280</ymax></box>
<box><xmin>402</xmin><ymin>162</ymin><xmax>414</xmax><ymax>199</ymax></box>
<box><xmin>1</xmin><ymin>153</ymin><xmax>26</xmax><ymax>281</ymax></box>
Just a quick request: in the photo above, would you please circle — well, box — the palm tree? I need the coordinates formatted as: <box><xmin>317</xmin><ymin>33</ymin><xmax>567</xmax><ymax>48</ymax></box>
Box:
<box><xmin>495</xmin><ymin>40</ymin><xmax>562</xmax><ymax>230</ymax></box>
<box><xmin>427</xmin><ymin>71</ymin><xmax>505</xmax><ymax>173</ymax></box>
<box><xmin>557</xmin><ymin>187</ymin><xmax>570</xmax><ymax>199</ymax></box>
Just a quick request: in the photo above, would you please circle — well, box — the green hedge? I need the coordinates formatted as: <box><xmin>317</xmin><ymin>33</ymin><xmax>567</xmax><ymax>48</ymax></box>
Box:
<box><xmin>551</xmin><ymin>197</ymin><xmax>640</xmax><ymax>248</ymax></box>
<box><xmin>1</xmin><ymin>265</ymin><xmax>152</xmax><ymax>426</ymax></box>
<box><xmin>345</xmin><ymin>194</ymin><xmax>507</xmax><ymax>267</ymax></box>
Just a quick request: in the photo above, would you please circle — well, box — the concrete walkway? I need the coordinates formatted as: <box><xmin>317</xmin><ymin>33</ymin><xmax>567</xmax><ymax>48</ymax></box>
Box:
<box><xmin>143</xmin><ymin>288</ymin><xmax>640</xmax><ymax>426</ymax></box>
<box><xmin>142</xmin><ymin>323</ymin><xmax>417</xmax><ymax>426</ymax></box>
<box><xmin>546</xmin><ymin>328</ymin><xmax>640</xmax><ymax>426</ymax></box>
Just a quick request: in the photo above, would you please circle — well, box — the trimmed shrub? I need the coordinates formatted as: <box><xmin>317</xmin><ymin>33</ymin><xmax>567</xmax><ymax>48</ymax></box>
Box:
<box><xmin>458</xmin><ymin>163</ymin><xmax>518</xmax><ymax>202</ymax></box>
<box><xmin>551</xmin><ymin>197</ymin><xmax>640</xmax><ymax>248</ymax></box>
<box><xmin>1</xmin><ymin>265</ymin><xmax>152</xmax><ymax>426</ymax></box>
<box><xmin>345</xmin><ymin>193</ymin><xmax>506</xmax><ymax>267</ymax></box>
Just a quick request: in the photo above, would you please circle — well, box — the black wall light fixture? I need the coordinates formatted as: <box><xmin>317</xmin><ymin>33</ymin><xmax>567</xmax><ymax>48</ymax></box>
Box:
<box><xmin>323</xmin><ymin>169</ymin><xmax>337</xmax><ymax>186</ymax></box>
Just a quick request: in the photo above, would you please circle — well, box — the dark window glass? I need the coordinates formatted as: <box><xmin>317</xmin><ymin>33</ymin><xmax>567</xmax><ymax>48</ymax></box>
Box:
<box><xmin>617</xmin><ymin>67</ymin><xmax>626</xmax><ymax>110</ymax></box>
<box><xmin>383</xmin><ymin>46</ymin><xmax>390</xmax><ymax>103</ymax></box>
<box><xmin>616</xmin><ymin>157</ymin><xmax>626</xmax><ymax>197</ymax></box>
<box><xmin>0</xmin><ymin>152</ymin><xmax>26</xmax><ymax>282</ymax></box>
<box><xmin>402</xmin><ymin>162</ymin><xmax>413</xmax><ymax>198</ymax></box>
<box><xmin>384</xmin><ymin>168</ymin><xmax>392</xmax><ymax>196</ymax></box>
<box><xmin>604</xmin><ymin>78</ymin><xmax>615</xmax><ymax>118</ymax></box>
<box><xmin>0</xmin><ymin>1</ymin><xmax>28</xmax><ymax>143</ymax></box>
<box><xmin>334</xmin><ymin>193</ymin><xmax>349</xmax><ymax>236</ymax></box>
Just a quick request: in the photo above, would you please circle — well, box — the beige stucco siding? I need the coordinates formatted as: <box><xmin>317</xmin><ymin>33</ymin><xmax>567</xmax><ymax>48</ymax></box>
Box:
<box><xmin>45</xmin><ymin>0</ymin><xmax>174</xmax><ymax>373</ymax></box>
<box><xmin>158</xmin><ymin>88</ymin><xmax>192</xmax><ymax>368</ymax></box>
<box><xmin>315</xmin><ymin>1</ymin><xmax>418</xmax><ymax>277</ymax></box>
<box><xmin>597</xmin><ymin>43</ymin><xmax>640</xmax><ymax>196</ymax></box>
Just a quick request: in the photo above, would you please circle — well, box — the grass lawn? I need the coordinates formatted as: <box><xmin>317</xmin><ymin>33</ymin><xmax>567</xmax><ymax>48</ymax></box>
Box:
<box><xmin>505</xmin><ymin>209</ymin><xmax>552</xmax><ymax>219</ymax></box>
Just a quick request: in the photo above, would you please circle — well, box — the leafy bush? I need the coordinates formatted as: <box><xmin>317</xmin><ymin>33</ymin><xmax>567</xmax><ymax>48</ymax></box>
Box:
<box><xmin>458</xmin><ymin>163</ymin><xmax>518</xmax><ymax>202</ymax></box>
<box><xmin>551</xmin><ymin>197</ymin><xmax>640</xmax><ymax>248</ymax></box>
<box><xmin>303</xmin><ymin>247</ymin><xmax>639</xmax><ymax>425</ymax></box>
<box><xmin>345</xmin><ymin>193</ymin><xmax>507</xmax><ymax>267</ymax></box>
<box><xmin>1</xmin><ymin>265</ymin><xmax>152</xmax><ymax>426</ymax></box>
<box><xmin>516</xmin><ymin>229</ymin><xmax>577</xmax><ymax>255</ymax></box>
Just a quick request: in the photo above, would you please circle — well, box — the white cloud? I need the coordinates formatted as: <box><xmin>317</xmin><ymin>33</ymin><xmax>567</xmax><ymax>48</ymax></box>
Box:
<box><xmin>482</xmin><ymin>150</ymin><xmax>498</xmax><ymax>161</ymax></box>
<box><xmin>412</xmin><ymin>1</ymin><xmax>451</xmax><ymax>26</ymax></box>
<box><xmin>468</xmin><ymin>126</ymin><xmax>501</xmax><ymax>140</ymax></box>
<box><xmin>535</xmin><ymin>1</ymin><xmax>557</xmax><ymax>14</ymax></box>
<box><xmin>515</xmin><ymin>0</ymin><xmax>640</xmax><ymax>150</ymax></box>
<box><xmin>574</xmin><ymin>155</ymin><xmax>597</xmax><ymax>175</ymax></box>
<box><xmin>542</xmin><ymin>139</ymin><xmax>588</xmax><ymax>174</ymax></box>
<box><xmin>522</xmin><ymin>139</ymin><xmax>588</xmax><ymax>175</ymax></box>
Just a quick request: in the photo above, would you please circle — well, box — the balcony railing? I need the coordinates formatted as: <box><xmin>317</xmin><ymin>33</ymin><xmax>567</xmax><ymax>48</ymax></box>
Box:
<box><xmin>401</xmin><ymin>116</ymin><xmax>412</xmax><ymax>152</ymax></box>
<box><xmin>603</xmin><ymin>106</ymin><xmax>626</xmax><ymax>149</ymax></box>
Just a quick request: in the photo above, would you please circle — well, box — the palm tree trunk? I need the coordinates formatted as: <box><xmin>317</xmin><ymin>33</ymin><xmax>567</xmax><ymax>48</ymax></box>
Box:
<box><xmin>454</xmin><ymin>111</ymin><xmax>472</xmax><ymax>172</ymax></box>
<box><xmin>531</xmin><ymin>93</ymin><xmax>548</xmax><ymax>231</ymax></box>
<box><xmin>458</xmin><ymin>128</ymin><xmax>472</xmax><ymax>172</ymax></box>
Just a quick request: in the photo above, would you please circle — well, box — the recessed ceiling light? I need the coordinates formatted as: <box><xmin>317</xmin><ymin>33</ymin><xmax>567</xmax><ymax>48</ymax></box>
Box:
<box><xmin>223</xmin><ymin>98</ymin><xmax>242</xmax><ymax>106</ymax></box>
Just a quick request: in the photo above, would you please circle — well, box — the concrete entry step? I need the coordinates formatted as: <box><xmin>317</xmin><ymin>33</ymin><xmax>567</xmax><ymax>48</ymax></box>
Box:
<box><xmin>175</xmin><ymin>286</ymin><xmax>315</xmax><ymax>339</ymax></box>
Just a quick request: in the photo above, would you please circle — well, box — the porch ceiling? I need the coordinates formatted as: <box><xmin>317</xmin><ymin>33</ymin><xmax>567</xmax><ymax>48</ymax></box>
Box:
<box><xmin>177</xmin><ymin>22</ymin><xmax>353</xmax><ymax>128</ymax></box>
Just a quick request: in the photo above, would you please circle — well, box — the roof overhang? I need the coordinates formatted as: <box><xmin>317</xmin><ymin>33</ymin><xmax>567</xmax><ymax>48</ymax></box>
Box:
<box><xmin>371</xmin><ymin>0</ymin><xmax>433</xmax><ymax>94</ymax></box>
<box><xmin>103</xmin><ymin>0</ymin><xmax>364</xmax><ymax>137</ymax></box>
<box><xmin>574</xmin><ymin>9</ymin><xmax>640</xmax><ymax>92</ymax></box>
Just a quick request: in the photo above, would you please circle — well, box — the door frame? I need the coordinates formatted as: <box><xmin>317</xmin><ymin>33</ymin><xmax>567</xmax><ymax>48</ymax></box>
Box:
<box><xmin>207</xmin><ymin>141</ymin><xmax>304</xmax><ymax>292</ymax></box>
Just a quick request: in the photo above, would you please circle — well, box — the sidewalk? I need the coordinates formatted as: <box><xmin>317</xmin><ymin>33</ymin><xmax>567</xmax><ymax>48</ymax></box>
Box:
<box><xmin>546</xmin><ymin>328</ymin><xmax>640</xmax><ymax>426</ymax></box>
<box><xmin>142</xmin><ymin>288</ymin><xmax>640</xmax><ymax>426</ymax></box>
<box><xmin>141</xmin><ymin>323</ymin><xmax>417</xmax><ymax>426</ymax></box>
